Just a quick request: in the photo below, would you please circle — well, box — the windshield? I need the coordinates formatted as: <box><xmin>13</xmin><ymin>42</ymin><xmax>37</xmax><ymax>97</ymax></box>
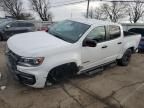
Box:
<box><xmin>48</xmin><ymin>20</ymin><xmax>90</xmax><ymax>43</ymax></box>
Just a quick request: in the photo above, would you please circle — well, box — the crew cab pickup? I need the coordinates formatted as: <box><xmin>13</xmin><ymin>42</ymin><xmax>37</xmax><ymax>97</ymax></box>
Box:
<box><xmin>6</xmin><ymin>19</ymin><xmax>141</xmax><ymax>88</ymax></box>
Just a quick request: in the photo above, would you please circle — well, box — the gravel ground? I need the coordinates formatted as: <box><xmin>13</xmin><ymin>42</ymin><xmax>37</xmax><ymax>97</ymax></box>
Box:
<box><xmin>0</xmin><ymin>42</ymin><xmax>144</xmax><ymax>108</ymax></box>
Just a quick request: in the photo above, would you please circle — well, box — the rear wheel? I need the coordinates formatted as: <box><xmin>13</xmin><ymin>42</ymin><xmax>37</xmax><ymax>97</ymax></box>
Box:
<box><xmin>117</xmin><ymin>49</ymin><xmax>132</xmax><ymax>66</ymax></box>
<box><xmin>0</xmin><ymin>36</ymin><xmax>2</xmax><ymax>41</ymax></box>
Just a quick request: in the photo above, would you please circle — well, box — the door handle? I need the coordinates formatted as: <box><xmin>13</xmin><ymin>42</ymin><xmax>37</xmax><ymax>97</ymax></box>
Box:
<box><xmin>117</xmin><ymin>42</ymin><xmax>122</xmax><ymax>44</ymax></box>
<box><xmin>102</xmin><ymin>45</ymin><xmax>108</xmax><ymax>49</ymax></box>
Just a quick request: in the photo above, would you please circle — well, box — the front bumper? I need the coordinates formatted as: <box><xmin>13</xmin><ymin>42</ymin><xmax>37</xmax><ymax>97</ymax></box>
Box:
<box><xmin>6</xmin><ymin>53</ymin><xmax>36</xmax><ymax>85</ymax></box>
<box><xmin>7</xmin><ymin>66</ymin><xmax>36</xmax><ymax>85</ymax></box>
<box><xmin>5</xmin><ymin>50</ymin><xmax>47</xmax><ymax>88</ymax></box>
<box><xmin>17</xmin><ymin>72</ymin><xmax>36</xmax><ymax>85</ymax></box>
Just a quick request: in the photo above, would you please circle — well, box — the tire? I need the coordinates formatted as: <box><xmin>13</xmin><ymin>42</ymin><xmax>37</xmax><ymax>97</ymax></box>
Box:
<box><xmin>46</xmin><ymin>63</ymin><xmax>78</xmax><ymax>85</ymax></box>
<box><xmin>0</xmin><ymin>36</ymin><xmax>2</xmax><ymax>41</ymax></box>
<box><xmin>138</xmin><ymin>49</ymin><xmax>144</xmax><ymax>53</ymax></box>
<box><xmin>117</xmin><ymin>49</ymin><xmax>132</xmax><ymax>66</ymax></box>
<box><xmin>138</xmin><ymin>49</ymin><xmax>141</xmax><ymax>53</ymax></box>
<box><xmin>47</xmin><ymin>68</ymin><xmax>64</xmax><ymax>84</ymax></box>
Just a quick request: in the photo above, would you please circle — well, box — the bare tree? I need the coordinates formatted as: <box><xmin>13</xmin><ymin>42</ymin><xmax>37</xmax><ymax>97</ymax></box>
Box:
<box><xmin>18</xmin><ymin>13</ymin><xmax>35</xmax><ymax>20</ymax></box>
<box><xmin>83</xmin><ymin>7</ymin><xmax>106</xmax><ymax>20</ymax></box>
<box><xmin>94</xmin><ymin>7</ymin><xmax>107</xmax><ymax>20</ymax></box>
<box><xmin>128</xmin><ymin>0</ymin><xmax>144</xmax><ymax>23</ymax></box>
<box><xmin>0</xmin><ymin>0</ymin><xmax>33</xmax><ymax>20</ymax></box>
<box><xmin>1</xmin><ymin>0</ymin><xmax>23</xmax><ymax>19</ymax></box>
<box><xmin>30</xmin><ymin>0</ymin><xmax>52</xmax><ymax>21</ymax></box>
<box><xmin>101</xmin><ymin>2</ymin><xmax>127</xmax><ymax>22</ymax></box>
<box><xmin>88</xmin><ymin>7</ymin><xmax>95</xmax><ymax>19</ymax></box>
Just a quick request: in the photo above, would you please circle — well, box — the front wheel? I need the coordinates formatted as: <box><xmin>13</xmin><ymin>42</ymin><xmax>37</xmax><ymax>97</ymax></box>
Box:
<box><xmin>117</xmin><ymin>49</ymin><xmax>132</xmax><ymax>66</ymax></box>
<box><xmin>46</xmin><ymin>63</ymin><xmax>78</xmax><ymax>86</ymax></box>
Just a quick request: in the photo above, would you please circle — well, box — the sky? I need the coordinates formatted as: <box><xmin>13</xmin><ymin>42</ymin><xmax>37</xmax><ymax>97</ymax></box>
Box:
<box><xmin>0</xmin><ymin>0</ymin><xmax>136</xmax><ymax>22</ymax></box>
<box><xmin>50</xmin><ymin>1</ymin><xmax>101</xmax><ymax>21</ymax></box>
<box><xmin>0</xmin><ymin>0</ymin><xmax>117</xmax><ymax>21</ymax></box>
<box><xmin>22</xmin><ymin>0</ymin><xmax>102</xmax><ymax>21</ymax></box>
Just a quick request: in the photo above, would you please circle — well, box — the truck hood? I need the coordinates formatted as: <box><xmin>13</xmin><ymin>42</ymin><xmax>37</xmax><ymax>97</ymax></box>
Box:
<box><xmin>7</xmin><ymin>31</ymin><xmax>71</xmax><ymax>57</ymax></box>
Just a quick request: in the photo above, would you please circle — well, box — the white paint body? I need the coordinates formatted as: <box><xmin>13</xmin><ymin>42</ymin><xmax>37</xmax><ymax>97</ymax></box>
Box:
<box><xmin>7</xmin><ymin>19</ymin><xmax>141</xmax><ymax>88</ymax></box>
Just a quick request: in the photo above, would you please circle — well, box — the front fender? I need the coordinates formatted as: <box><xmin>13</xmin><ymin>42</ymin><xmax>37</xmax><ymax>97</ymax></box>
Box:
<box><xmin>42</xmin><ymin>52</ymin><xmax>82</xmax><ymax>76</ymax></box>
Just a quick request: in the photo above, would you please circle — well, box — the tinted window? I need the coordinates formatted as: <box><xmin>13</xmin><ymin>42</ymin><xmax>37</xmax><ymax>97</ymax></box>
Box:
<box><xmin>11</xmin><ymin>22</ymin><xmax>19</xmax><ymax>27</ymax></box>
<box><xmin>48</xmin><ymin>20</ymin><xmax>90</xmax><ymax>43</ymax></box>
<box><xmin>18</xmin><ymin>23</ymin><xmax>26</xmax><ymax>27</ymax></box>
<box><xmin>87</xmin><ymin>26</ymin><xmax>106</xmax><ymax>43</ymax></box>
<box><xmin>109</xmin><ymin>25</ymin><xmax>121</xmax><ymax>39</ymax></box>
<box><xmin>128</xmin><ymin>28</ymin><xmax>144</xmax><ymax>37</ymax></box>
<box><xmin>12</xmin><ymin>22</ymin><xmax>34</xmax><ymax>27</ymax></box>
<box><xmin>0</xmin><ymin>21</ymin><xmax>12</xmax><ymax>28</ymax></box>
<box><xmin>25</xmin><ymin>22</ymin><xmax>34</xmax><ymax>27</ymax></box>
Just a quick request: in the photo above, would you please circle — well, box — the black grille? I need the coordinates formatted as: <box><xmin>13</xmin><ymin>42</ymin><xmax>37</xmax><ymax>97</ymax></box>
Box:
<box><xmin>7</xmin><ymin>50</ymin><xmax>20</xmax><ymax>70</ymax></box>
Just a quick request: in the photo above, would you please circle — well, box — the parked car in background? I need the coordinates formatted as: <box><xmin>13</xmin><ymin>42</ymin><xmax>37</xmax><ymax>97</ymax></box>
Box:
<box><xmin>0</xmin><ymin>20</ymin><xmax>36</xmax><ymax>41</ymax></box>
<box><xmin>6</xmin><ymin>19</ymin><xmax>141</xmax><ymax>88</ymax></box>
<box><xmin>128</xmin><ymin>28</ymin><xmax>144</xmax><ymax>52</ymax></box>
<box><xmin>37</xmin><ymin>23</ymin><xmax>54</xmax><ymax>32</ymax></box>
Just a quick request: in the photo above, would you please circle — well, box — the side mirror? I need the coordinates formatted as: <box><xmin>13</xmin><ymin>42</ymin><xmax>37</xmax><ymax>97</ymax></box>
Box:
<box><xmin>83</xmin><ymin>38</ymin><xmax>97</xmax><ymax>47</ymax></box>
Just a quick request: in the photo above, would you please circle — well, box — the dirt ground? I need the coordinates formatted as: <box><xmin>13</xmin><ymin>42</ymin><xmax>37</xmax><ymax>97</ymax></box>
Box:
<box><xmin>0</xmin><ymin>42</ymin><xmax>144</xmax><ymax>108</ymax></box>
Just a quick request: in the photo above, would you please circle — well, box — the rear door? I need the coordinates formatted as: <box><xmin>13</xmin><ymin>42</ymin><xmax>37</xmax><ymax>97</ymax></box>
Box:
<box><xmin>104</xmin><ymin>25</ymin><xmax>123</xmax><ymax>62</ymax></box>
<box><xmin>17</xmin><ymin>22</ymin><xmax>32</xmax><ymax>33</ymax></box>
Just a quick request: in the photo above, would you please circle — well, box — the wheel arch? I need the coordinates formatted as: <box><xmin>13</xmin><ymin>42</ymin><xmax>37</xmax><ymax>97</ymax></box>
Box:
<box><xmin>128</xmin><ymin>47</ymin><xmax>135</xmax><ymax>53</ymax></box>
<box><xmin>48</xmin><ymin>62</ymin><xmax>79</xmax><ymax>76</ymax></box>
<box><xmin>46</xmin><ymin>62</ymin><xmax>80</xmax><ymax>84</ymax></box>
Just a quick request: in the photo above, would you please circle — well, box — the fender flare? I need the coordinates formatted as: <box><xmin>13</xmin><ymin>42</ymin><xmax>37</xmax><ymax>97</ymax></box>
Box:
<box><xmin>42</xmin><ymin>53</ymin><xmax>82</xmax><ymax>78</ymax></box>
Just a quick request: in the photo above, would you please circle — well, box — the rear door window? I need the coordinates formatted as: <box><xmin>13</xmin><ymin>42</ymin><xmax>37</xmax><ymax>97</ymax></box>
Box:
<box><xmin>18</xmin><ymin>22</ymin><xmax>34</xmax><ymax>27</ymax></box>
<box><xmin>109</xmin><ymin>25</ymin><xmax>121</xmax><ymax>39</ymax></box>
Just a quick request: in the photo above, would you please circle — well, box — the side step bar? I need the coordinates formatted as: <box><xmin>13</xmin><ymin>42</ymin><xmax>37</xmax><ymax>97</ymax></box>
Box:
<box><xmin>85</xmin><ymin>67</ymin><xmax>104</xmax><ymax>76</ymax></box>
<box><xmin>80</xmin><ymin>60</ymin><xmax>116</xmax><ymax>76</ymax></box>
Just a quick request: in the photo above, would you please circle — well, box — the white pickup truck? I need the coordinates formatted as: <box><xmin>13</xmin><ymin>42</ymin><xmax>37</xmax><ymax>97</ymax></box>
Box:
<box><xmin>6</xmin><ymin>19</ymin><xmax>141</xmax><ymax>88</ymax></box>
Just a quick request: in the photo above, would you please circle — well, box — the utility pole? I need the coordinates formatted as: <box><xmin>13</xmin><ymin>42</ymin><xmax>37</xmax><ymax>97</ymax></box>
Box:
<box><xmin>71</xmin><ymin>12</ymin><xmax>73</xmax><ymax>18</ymax></box>
<box><xmin>86</xmin><ymin>0</ymin><xmax>90</xmax><ymax>18</ymax></box>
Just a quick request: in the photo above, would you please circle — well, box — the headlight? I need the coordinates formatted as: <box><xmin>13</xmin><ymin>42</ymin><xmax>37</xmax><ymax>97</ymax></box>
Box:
<box><xmin>18</xmin><ymin>57</ymin><xmax>44</xmax><ymax>67</ymax></box>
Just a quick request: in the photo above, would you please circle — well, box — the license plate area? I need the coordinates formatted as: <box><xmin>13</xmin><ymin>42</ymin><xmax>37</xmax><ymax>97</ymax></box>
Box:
<box><xmin>8</xmin><ymin>55</ymin><xmax>17</xmax><ymax>70</ymax></box>
<box><xmin>6</xmin><ymin>50</ymin><xmax>19</xmax><ymax>71</ymax></box>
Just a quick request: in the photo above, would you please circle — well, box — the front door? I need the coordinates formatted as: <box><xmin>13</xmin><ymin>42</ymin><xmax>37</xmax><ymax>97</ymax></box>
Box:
<box><xmin>81</xmin><ymin>26</ymin><xmax>109</xmax><ymax>70</ymax></box>
<box><xmin>4</xmin><ymin>22</ymin><xmax>20</xmax><ymax>37</ymax></box>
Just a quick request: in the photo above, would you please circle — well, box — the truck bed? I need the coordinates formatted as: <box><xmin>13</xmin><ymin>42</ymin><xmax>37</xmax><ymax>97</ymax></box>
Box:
<box><xmin>123</xmin><ymin>31</ymin><xmax>139</xmax><ymax>37</ymax></box>
<box><xmin>123</xmin><ymin>31</ymin><xmax>141</xmax><ymax>53</ymax></box>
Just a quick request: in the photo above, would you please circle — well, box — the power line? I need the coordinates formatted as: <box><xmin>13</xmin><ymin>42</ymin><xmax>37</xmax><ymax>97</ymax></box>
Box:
<box><xmin>51</xmin><ymin>0</ymin><xmax>144</xmax><ymax>8</ymax></box>
<box><xmin>99</xmin><ymin>0</ymin><xmax>144</xmax><ymax>3</ymax></box>
<box><xmin>51</xmin><ymin>0</ymin><xmax>87</xmax><ymax>7</ymax></box>
<box><xmin>51</xmin><ymin>0</ymin><xmax>83</xmax><ymax>5</ymax></box>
